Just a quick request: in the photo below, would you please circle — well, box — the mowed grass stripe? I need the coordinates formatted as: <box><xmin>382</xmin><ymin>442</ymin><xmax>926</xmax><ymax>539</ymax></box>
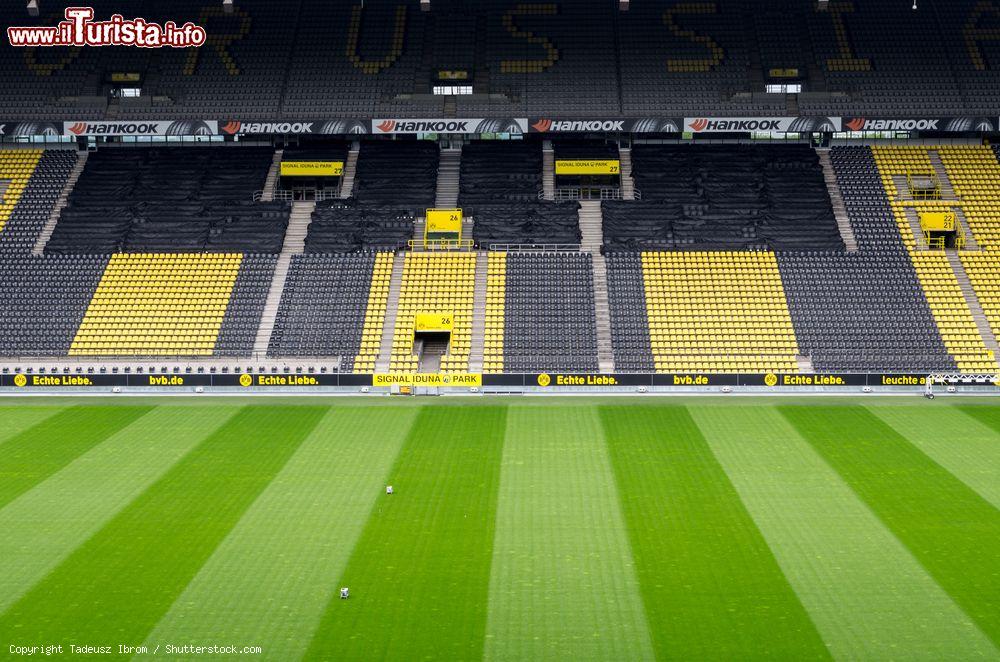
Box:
<box><xmin>0</xmin><ymin>405</ymin><xmax>241</xmax><ymax>615</ymax></box>
<box><xmin>690</xmin><ymin>405</ymin><xmax>997</xmax><ymax>660</ymax></box>
<box><xmin>0</xmin><ymin>405</ymin><xmax>69</xmax><ymax>448</ymax></box>
<box><xmin>484</xmin><ymin>407</ymin><xmax>654</xmax><ymax>662</ymax></box>
<box><xmin>600</xmin><ymin>406</ymin><xmax>829</xmax><ymax>660</ymax></box>
<box><xmin>144</xmin><ymin>406</ymin><xmax>418</xmax><ymax>660</ymax></box>
<box><xmin>781</xmin><ymin>405</ymin><xmax>1000</xmax><ymax>647</ymax></box>
<box><xmin>305</xmin><ymin>406</ymin><xmax>507</xmax><ymax>661</ymax></box>
<box><xmin>871</xmin><ymin>404</ymin><xmax>1000</xmax><ymax>510</ymax></box>
<box><xmin>0</xmin><ymin>405</ymin><xmax>326</xmax><ymax>650</ymax></box>
<box><xmin>0</xmin><ymin>404</ymin><xmax>154</xmax><ymax>510</ymax></box>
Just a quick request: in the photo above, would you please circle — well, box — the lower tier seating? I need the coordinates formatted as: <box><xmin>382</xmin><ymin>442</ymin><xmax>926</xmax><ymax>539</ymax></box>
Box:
<box><xmin>605</xmin><ymin>253</ymin><xmax>655</xmax><ymax>372</ymax></box>
<box><xmin>483</xmin><ymin>252</ymin><xmax>506</xmax><ymax>374</ymax></box>
<box><xmin>777</xmin><ymin>252</ymin><xmax>956</xmax><ymax>373</ymax></box>
<box><xmin>500</xmin><ymin>253</ymin><xmax>598</xmax><ymax>373</ymax></box>
<box><xmin>70</xmin><ymin>253</ymin><xmax>243</xmax><ymax>356</ymax></box>
<box><xmin>642</xmin><ymin>251</ymin><xmax>799</xmax><ymax>373</ymax></box>
<box><xmin>961</xmin><ymin>252</ymin><xmax>1000</xmax><ymax>355</ymax></box>
<box><xmin>0</xmin><ymin>255</ymin><xmax>108</xmax><ymax>356</ymax></box>
<box><xmin>389</xmin><ymin>252</ymin><xmax>475</xmax><ymax>373</ymax></box>
<box><xmin>267</xmin><ymin>253</ymin><xmax>380</xmax><ymax>369</ymax></box>
<box><xmin>215</xmin><ymin>255</ymin><xmax>277</xmax><ymax>358</ymax></box>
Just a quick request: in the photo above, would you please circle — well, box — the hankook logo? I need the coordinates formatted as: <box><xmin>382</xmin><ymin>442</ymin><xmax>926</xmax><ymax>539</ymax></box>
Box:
<box><xmin>845</xmin><ymin>118</ymin><xmax>940</xmax><ymax>131</ymax></box>
<box><xmin>68</xmin><ymin>122</ymin><xmax>161</xmax><ymax>135</ymax></box>
<box><xmin>375</xmin><ymin>119</ymin><xmax>474</xmax><ymax>133</ymax></box>
<box><xmin>224</xmin><ymin>121</ymin><xmax>315</xmax><ymax>135</ymax></box>
<box><xmin>688</xmin><ymin>118</ymin><xmax>782</xmax><ymax>132</ymax></box>
<box><xmin>531</xmin><ymin>119</ymin><xmax>625</xmax><ymax>132</ymax></box>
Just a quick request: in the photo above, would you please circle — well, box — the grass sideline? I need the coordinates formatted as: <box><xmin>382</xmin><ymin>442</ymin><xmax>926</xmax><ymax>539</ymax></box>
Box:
<box><xmin>0</xmin><ymin>398</ymin><xmax>997</xmax><ymax>660</ymax></box>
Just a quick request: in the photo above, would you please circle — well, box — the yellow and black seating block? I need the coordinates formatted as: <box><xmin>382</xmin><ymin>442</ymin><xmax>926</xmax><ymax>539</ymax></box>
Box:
<box><xmin>388</xmin><ymin>252</ymin><xmax>476</xmax><ymax>373</ymax></box>
<box><xmin>0</xmin><ymin>149</ymin><xmax>42</xmax><ymax>234</ymax></box>
<box><xmin>353</xmin><ymin>252</ymin><xmax>394</xmax><ymax>374</ymax></box>
<box><xmin>70</xmin><ymin>253</ymin><xmax>243</xmax><ymax>356</ymax></box>
<box><xmin>641</xmin><ymin>251</ymin><xmax>800</xmax><ymax>374</ymax></box>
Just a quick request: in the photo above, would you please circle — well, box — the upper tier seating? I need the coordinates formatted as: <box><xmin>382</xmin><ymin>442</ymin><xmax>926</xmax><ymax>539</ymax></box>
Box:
<box><xmin>3</xmin><ymin>0</ymin><xmax>1000</xmax><ymax>118</ymax></box>
<box><xmin>354</xmin><ymin>141</ymin><xmax>439</xmax><ymax>210</ymax></box>
<box><xmin>472</xmin><ymin>201</ymin><xmax>581</xmax><ymax>248</ymax></box>
<box><xmin>459</xmin><ymin>141</ymin><xmax>542</xmax><ymax>205</ymax></box>
<box><xmin>501</xmin><ymin>253</ymin><xmax>599</xmax><ymax>373</ymax></box>
<box><xmin>46</xmin><ymin>147</ymin><xmax>288</xmax><ymax>254</ymax></box>
<box><xmin>304</xmin><ymin>200</ymin><xmax>414</xmax><ymax>253</ymax></box>
<box><xmin>603</xmin><ymin>144</ymin><xmax>842</xmax><ymax>252</ymax></box>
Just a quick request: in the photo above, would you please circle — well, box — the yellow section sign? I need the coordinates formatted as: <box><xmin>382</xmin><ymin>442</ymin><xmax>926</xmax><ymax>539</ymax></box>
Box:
<box><xmin>280</xmin><ymin>161</ymin><xmax>344</xmax><ymax>177</ymax></box>
<box><xmin>414</xmin><ymin>313</ymin><xmax>454</xmax><ymax>332</ymax></box>
<box><xmin>555</xmin><ymin>160</ymin><xmax>620</xmax><ymax>175</ymax></box>
<box><xmin>919</xmin><ymin>211</ymin><xmax>956</xmax><ymax>232</ymax></box>
<box><xmin>426</xmin><ymin>209</ymin><xmax>463</xmax><ymax>234</ymax></box>
<box><xmin>373</xmin><ymin>373</ymin><xmax>482</xmax><ymax>387</ymax></box>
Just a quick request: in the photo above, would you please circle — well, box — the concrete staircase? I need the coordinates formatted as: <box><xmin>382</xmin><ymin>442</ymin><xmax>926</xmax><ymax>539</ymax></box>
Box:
<box><xmin>418</xmin><ymin>337</ymin><xmax>448</xmax><ymax>372</ymax></box>
<box><xmin>954</xmin><ymin>208</ymin><xmax>980</xmax><ymax>250</ymax></box>
<box><xmin>947</xmin><ymin>250</ymin><xmax>1000</xmax><ymax>367</ymax></box>
<box><xmin>468</xmin><ymin>251</ymin><xmax>488</xmax><ymax>372</ymax></box>
<box><xmin>32</xmin><ymin>150</ymin><xmax>88</xmax><ymax>255</ymax></box>
<box><xmin>542</xmin><ymin>140</ymin><xmax>555</xmax><ymax>200</ymax></box>
<box><xmin>904</xmin><ymin>208</ymin><xmax>929</xmax><ymax>250</ymax></box>
<box><xmin>817</xmin><ymin>149</ymin><xmax>857</xmax><ymax>251</ymax></box>
<box><xmin>579</xmin><ymin>201</ymin><xmax>614</xmax><ymax>372</ymax></box>
<box><xmin>339</xmin><ymin>142</ymin><xmax>360</xmax><ymax>199</ymax></box>
<box><xmin>796</xmin><ymin>354</ymin><xmax>815</xmax><ymax>373</ymax></box>
<box><xmin>251</xmin><ymin>200</ymin><xmax>314</xmax><ymax>355</ymax></box>
<box><xmin>435</xmin><ymin>148</ymin><xmax>461</xmax><ymax>208</ymax></box>
<box><xmin>260</xmin><ymin>149</ymin><xmax>282</xmax><ymax>202</ymax></box>
<box><xmin>619</xmin><ymin>146</ymin><xmax>636</xmax><ymax>200</ymax></box>
<box><xmin>928</xmin><ymin>151</ymin><xmax>958</xmax><ymax>200</ymax></box>
<box><xmin>375</xmin><ymin>254</ymin><xmax>406</xmax><ymax>372</ymax></box>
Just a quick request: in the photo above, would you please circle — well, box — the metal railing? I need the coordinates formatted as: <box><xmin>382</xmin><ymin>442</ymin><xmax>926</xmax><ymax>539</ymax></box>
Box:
<box><xmin>408</xmin><ymin>238</ymin><xmax>475</xmax><ymax>251</ymax></box>
<box><xmin>253</xmin><ymin>188</ymin><xmax>340</xmax><ymax>202</ymax></box>
<box><xmin>488</xmin><ymin>243</ymin><xmax>581</xmax><ymax>252</ymax></box>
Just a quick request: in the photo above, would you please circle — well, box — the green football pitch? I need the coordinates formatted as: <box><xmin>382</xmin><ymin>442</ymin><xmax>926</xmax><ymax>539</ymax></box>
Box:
<box><xmin>0</xmin><ymin>397</ymin><xmax>999</xmax><ymax>661</ymax></box>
